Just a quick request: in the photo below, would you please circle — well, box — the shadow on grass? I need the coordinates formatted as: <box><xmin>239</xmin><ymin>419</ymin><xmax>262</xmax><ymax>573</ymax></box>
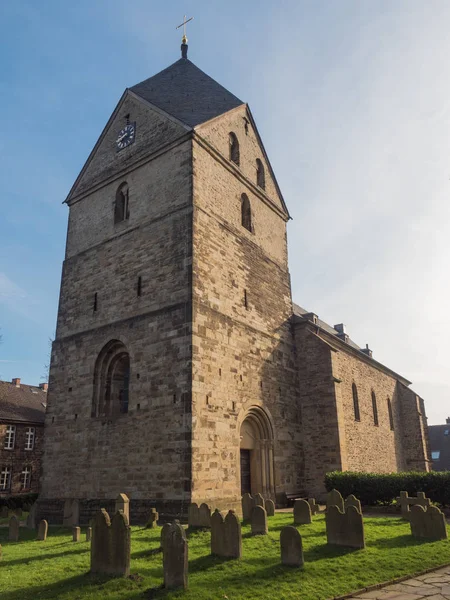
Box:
<box><xmin>370</xmin><ymin>534</ymin><xmax>433</xmax><ymax>549</ymax></box>
<box><xmin>3</xmin><ymin>546</ymin><xmax>88</xmax><ymax>567</ymax></box>
<box><xmin>0</xmin><ymin>573</ymin><xmax>96</xmax><ymax>600</ymax></box>
<box><xmin>131</xmin><ymin>546</ymin><xmax>162</xmax><ymax>559</ymax></box>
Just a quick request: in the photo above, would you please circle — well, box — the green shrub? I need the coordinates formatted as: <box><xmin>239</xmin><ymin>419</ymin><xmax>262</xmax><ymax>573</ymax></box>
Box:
<box><xmin>0</xmin><ymin>494</ymin><xmax>38</xmax><ymax>510</ymax></box>
<box><xmin>324</xmin><ymin>471</ymin><xmax>450</xmax><ymax>507</ymax></box>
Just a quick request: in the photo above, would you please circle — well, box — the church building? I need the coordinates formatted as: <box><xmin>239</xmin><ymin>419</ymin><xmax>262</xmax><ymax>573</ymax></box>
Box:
<box><xmin>38</xmin><ymin>39</ymin><xmax>430</xmax><ymax>523</ymax></box>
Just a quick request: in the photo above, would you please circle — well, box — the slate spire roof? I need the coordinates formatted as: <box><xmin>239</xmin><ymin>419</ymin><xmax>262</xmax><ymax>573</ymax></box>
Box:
<box><xmin>130</xmin><ymin>58</ymin><xmax>244</xmax><ymax>128</ymax></box>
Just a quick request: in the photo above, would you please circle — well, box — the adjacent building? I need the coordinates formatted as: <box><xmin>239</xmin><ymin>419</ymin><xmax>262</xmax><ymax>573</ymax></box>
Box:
<box><xmin>38</xmin><ymin>42</ymin><xmax>430</xmax><ymax>523</ymax></box>
<box><xmin>0</xmin><ymin>378</ymin><xmax>47</xmax><ymax>497</ymax></box>
<box><xmin>429</xmin><ymin>419</ymin><xmax>450</xmax><ymax>471</ymax></box>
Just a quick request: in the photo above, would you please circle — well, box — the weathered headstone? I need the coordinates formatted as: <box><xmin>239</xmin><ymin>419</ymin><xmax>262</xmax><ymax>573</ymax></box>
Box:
<box><xmin>37</xmin><ymin>519</ymin><xmax>48</xmax><ymax>541</ymax></box>
<box><xmin>162</xmin><ymin>520</ymin><xmax>188</xmax><ymax>590</ymax></box>
<box><xmin>73</xmin><ymin>526</ymin><xmax>81</xmax><ymax>542</ymax></box>
<box><xmin>211</xmin><ymin>509</ymin><xmax>225</xmax><ymax>556</ymax></box>
<box><xmin>146</xmin><ymin>508</ymin><xmax>159</xmax><ymax>529</ymax></box>
<box><xmin>8</xmin><ymin>515</ymin><xmax>19</xmax><ymax>542</ymax></box>
<box><xmin>251</xmin><ymin>505</ymin><xmax>268</xmax><ymax>536</ymax></box>
<box><xmin>265</xmin><ymin>499</ymin><xmax>275</xmax><ymax>516</ymax></box>
<box><xmin>115</xmin><ymin>493</ymin><xmax>130</xmax><ymax>524</ymax></box>
<box><xmin>0</xmin><ymin>506</ymin><xmax>8</xmax><ymax>518</ymax></box>
<box><xmin>326</xmin><ymin>505</ymin><xmax>365</xmax><ymax>549</ymax></box>
<box><xmin>327</xmin><ymin>489</ymin><xmax>344</xmax><ymax>512</ymax></box>
<box><xmin>294</xmin><ymin>499</ymin><xmax>312</xmax><ymax>525</ymax></box>
<box><xmin>242</xmin><ymin>493</ymin><xmax>253</xmax><ymax>520</ymax></box>
<box><xmin>280</xmin><ymin>526</ymin><xmax>304</xmax><ymax>567</ymax></box>
<box><xmin>86</xmin><ymin>527</ymin><xmax>92</xmax><ymax>542</ymax></box>
<box><xmin>198</xmin><ymin>503</ymin><xmax>211</xmax><ymax>528</ymax></box>
<box><xmin>308</xmin><ymin>498</ymin><xmax>320</xmax><ymax>515</ymax></box>
<box><xmin>253</xmin><ymin>493</ymin><xmax>265</xmax><ymax>507</ymax></box>
<box><xmin>26</xmin><ymin>503</ymin><xmax>37</xmax><ymax>529</ymax></box>
<box><xmin>15</xmin><ymin>508</ymin><xmax>22</xmax><ymax>518</ymax></box>
<box><xmin>63</xmin><ymin>499</ymin><xmax>79</xmax><ymax>527</ymax></box>
<box><xmin>90</xmin><ymin>509</ymin><xmax>131</xmax><ymax>576</ymax></box>
<box><xmin>397</xmin><ymin>491</ymin><xmax>431</xmax><ymax>519</ymax></box>
<box><xmin>410</xmin><ymin>505</ymin><xmax>447</xmax><ymax>540</ymax></box>
<box><xmin>187</xmin><ymin>503</ymin><xmax>199</xmax><ymax>528</ymax></box>
<box><xmin>345</xmin><ymin>494</ymin><xmax>362</xmax><ymax>513</ymax></box>
<box><xmin>224</xmin><ymin>510</ymin><xmax>242</xmax><ymax>559</ymax></box>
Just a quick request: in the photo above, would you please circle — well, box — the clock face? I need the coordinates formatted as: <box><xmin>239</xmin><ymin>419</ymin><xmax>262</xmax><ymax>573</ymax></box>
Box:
<box><xmin>116</xmin><ymin>122</ymin><xmax>136</xmax><ymax>151</ymax></box>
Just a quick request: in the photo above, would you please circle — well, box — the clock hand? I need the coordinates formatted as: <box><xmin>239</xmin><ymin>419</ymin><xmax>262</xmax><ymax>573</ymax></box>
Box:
<box><xmin>117</xmin><ymin>133</ymin><xmax>128</xmax><ymax>142</ymax></box>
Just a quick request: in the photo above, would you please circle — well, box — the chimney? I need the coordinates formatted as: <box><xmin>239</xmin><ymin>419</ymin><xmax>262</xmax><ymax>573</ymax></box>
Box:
<box><xmin>361</xmin><ymin>344</ymin><xmax>373</xmax><ymax>358</ymax></box>
<box><xmin>334</xmin><ymin>323</ymin><xmax>346</xmax><ymax>335</ymax></box>
<box><xmin>446</xmin><ymin>417</ymin><xmax>450</xmax><ymax>425</ymax></box>
<box><xmin>39</xmin><ymin>383</ymin><xmax>48</xmax><ymax>392</ymax></box>
<box><xmin>12</xmin><ymin>378</ymin><xmax>20</xmax><ymax>387</ymax></box>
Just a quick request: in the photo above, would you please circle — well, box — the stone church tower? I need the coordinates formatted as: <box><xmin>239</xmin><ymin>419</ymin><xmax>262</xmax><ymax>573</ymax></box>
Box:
<box><xmin>39</xmin><ymin>43</ymin><xmax>429</xmax><ymax>522</ymax></box>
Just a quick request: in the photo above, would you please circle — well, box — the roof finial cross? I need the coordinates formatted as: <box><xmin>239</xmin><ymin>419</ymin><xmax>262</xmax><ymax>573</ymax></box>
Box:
<box><xmin>176</xmin><ymin>15</ymin><xmax>193</xmax><ymax>45</ymax></box>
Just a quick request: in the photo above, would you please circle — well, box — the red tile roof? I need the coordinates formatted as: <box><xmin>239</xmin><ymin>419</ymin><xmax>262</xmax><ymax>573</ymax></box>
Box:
<box><xmin>0</xmin><ymin>380</ymin><xmax>47</xmax><ymax>424</ymax></box>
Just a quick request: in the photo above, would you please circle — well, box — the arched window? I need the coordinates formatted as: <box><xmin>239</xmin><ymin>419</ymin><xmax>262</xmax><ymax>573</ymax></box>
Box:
<box><xmin>241</xmin><ymin>194</ymin><xmax>252</xmax><ymax>232</ymax></box>
<box><xmin>229</xmin><ymin>132</ymin><xmax>240</xmax><ymax>166</ymax></box>
<box><xmin>256</xmin><ymin>159</ymin><xmax>265</xmax><ymax>190</ymax></box>
<box><xmin>92</xmin><ymin>340</ymin><xmax>130</xmax><ymax>417</ymax></box>
<box><xmin>372</xmin><ymin>391</ymin><xmax>379</xmax><ymax>426</ymax></box>
<box><xmin>352</xmin><ymin>383</ymin><xmax>360</xmax><ymax>421</ymax></box>
<box><xmin>387</xmin><ymin>397</ymin><xmax>394</xmax><ymax>430</ymax></box>
<box><xmin>114</xmin><ymin>182</ymin><xmax>129</xmax><ymax>224</ymax></box>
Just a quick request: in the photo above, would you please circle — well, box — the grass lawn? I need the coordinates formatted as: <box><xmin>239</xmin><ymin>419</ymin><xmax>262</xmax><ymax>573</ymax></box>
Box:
<box><xmin>0</xmin><ymin>513</ymin><xmax>449</xmax><ymax>600</ymax></box>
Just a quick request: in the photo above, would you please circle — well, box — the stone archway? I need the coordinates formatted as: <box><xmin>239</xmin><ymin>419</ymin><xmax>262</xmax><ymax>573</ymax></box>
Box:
<box><xmin>239</xmin><ymin>406</ymin><xmax>275</xmax><ymax>499</ymax></box>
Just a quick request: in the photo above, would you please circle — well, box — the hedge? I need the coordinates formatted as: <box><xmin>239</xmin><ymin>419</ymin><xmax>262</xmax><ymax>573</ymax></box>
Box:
<box><xmin>324</xmin><ymin>471</ymin><xmax>450</xmax><ymax>507</ymax></box>
<box><xmin>0</xmin><ymin>493</ymin><xmax>38</xmax><ymax>511</ymax></box>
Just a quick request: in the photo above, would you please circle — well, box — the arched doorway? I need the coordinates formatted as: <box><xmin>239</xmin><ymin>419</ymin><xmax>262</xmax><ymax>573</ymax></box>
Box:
<box><xmin>239</xmin><ymin>407</ymin><xmax>275</xmax><ymax>498</ymax></box>
<box><xmin>92</xmin><ymin>340</ymin><xmax>130</xmax><ymax>417</ymax></box>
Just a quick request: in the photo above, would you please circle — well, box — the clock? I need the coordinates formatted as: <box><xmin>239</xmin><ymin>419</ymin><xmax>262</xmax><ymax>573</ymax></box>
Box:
<box><xmin>116</xmin><ymin>122</ymin><xmax>136</xmax><ymax>151</ymax></box>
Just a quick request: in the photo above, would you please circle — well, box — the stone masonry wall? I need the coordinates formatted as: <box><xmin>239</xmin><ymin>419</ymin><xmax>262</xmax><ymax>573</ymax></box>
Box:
<box><xmin>0</xmin><ymin>422</ymin><xmax>44</xmax><ymax>496</ymax></box>
<box><xmin>398</xmin><ymin>384</ymin><xmax>430</xmax><ymax>471</ymax></box>
<box><xmin>40</xmin><ymin>110</ymin><xmax>194</xmax><ymax>518</ymax></box>
<box><xmin>294</xmin><ymin>325</ymin><xmax>343</xmax><ymax>499</ymax></box>
<box><xmin>191</xmin><ymin>117</ymin><xmax>302</xmax><ymax>512</ymax></box>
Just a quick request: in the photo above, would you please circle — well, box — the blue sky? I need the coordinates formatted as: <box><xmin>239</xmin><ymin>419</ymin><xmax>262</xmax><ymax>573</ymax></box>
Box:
<box><xmin>1</xmin><ymin>1</ymin><xmax>449</xmax><ymax>424</ymax></box>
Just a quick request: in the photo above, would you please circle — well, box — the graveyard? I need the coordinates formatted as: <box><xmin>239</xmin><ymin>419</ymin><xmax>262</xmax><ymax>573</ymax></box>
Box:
<box><xmin>1</xmin><ymin>508</ymin><xmax>450</xmax><ymax>600</ymax></box>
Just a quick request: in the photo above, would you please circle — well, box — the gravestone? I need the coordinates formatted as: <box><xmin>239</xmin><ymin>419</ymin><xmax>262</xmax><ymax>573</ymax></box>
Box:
<box><xmin>8</xmin><ymin>515</ymin><xmax>19</xmax><ymax>542</ymax></box>
<box><xmin>397</xmin><ymin>491</ymin><xmax>431</xmax><ymax>519</ymax></box>
<box><xmin>37</xmin><ymin>519</ymin><xmax>48</xmax><ymax>541</ymax></box>
<box><xmin>326</xmin><ymin>505</ymin><xmax>365</xmax><ymax>549</ymax></box>
<box><xmin>251</xmin><ymin>505</ymin><xmax>268</xmax><ymax>536</ymax></box>
<box><xmin>210</xmin><ymin>509</ymin><xmax>242</xmax><ymax>559</ymax></box>
<box><xmin>265</xmin><ymin>499</ymin><xmax>275</xmax><ymax>516</ymax></box>
<box><xmin>90</xmin><ymin>508</ymin><xmax>131</xmax><ymax>576</ymax></box>
<box><xmin>86</xmin><ymin>527</ymin><xmax>92</xmax><ymax>542</ymax></box>
<box><xmin>198</xmin><ymin>503</ymin><xmax>211</xmax><ymax>528</ymax></box>
<box><xmin>73</xmin><ymin>526</ymin><xmax>81</xmax><ymax>542</ymax></box>
<box><xmin>280</xmin><ymin>526</ymin><xmax>304</xmax><ymax>567</ymax></box>
<box><xmin>26</xmin><ymin>503</ymin><xmax>37</xmax><ymax>529</ymax></box>
<box><xmin>345</xmin><ymin>494</ymin><xmax>362</xmax><ymax>513</ymax></box>
<box><xmin>253</xmin><ymin>493</ymin><xmax>265</xmax><ymax>507</ymax></box>
<box><xmin>211</xmin><ymin>509</ymin><xmax>225</xmax><ymax>556</ymax></box>
<box><xmin>308</xmin><ymin>498</ymin><xmax>320</xmax><ymax>515</ymax></box>
<box><xmin>187</xmin><ymin>503</ymin><xmax>199</xmax><ymax>528</ymax></box>
<box><xmin>15</xmin><ymin>508</ymin><xmax>22</xmax><ymax>518</ymax></box>
<box><xmin>115</xmin><ymin>493</ymin><xmax>130</xmax><ymax>524</ymax></box>
<box><xmin>294</xmin><ymin>499</ymin><xmax>312</xmax><ymax>525</ymax></box>
<box><xmin>63</xmin><ymin>499</ymin><xmax>79</xmax><ymax>527</ymax></box>
<box><xmin>327</xmin><ymin>489</ymin><xmax>344</xmax><ymax>512</ymax></box>
<box><xmin>146</xmin><ymin>508</ymin><xmax>159</xmax><ymax>529</ymax></box>
<box><xmin>410</xmin><ymin>505</ymin><xmax>447</xmax><ymax>540</ymax></box>
<box><xmin>242</xmin><ymin>493</ymin><xmax>253</xmax><ymax>520</ymax></box>
<box><xmin>224</xmin><ymin>510</ymin><xmax>242</xmax><ymax>559</ymax></box>
<box><xmin>0</xmin><ymin>506</ymin><xmax>8</xmax><ymax>518</ymax></box>
<box><xmin>162</xmin><ymin>520</ymin><xmax>188</xmax><ymax>590</ymax></box>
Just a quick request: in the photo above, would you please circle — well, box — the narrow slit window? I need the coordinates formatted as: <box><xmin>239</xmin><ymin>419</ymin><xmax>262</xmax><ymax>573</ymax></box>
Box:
<box><xmin>387</xmin><ymin>398</ymin><xmax>394</xmax><ymax>430</ymax></box>
<box><xmin>241</xmin><ymin>194</ymin><xmax>252</xmax><ymax>232</ymax></box>
<box><xmin>137</xmin><ymin>276</ymin><xmax>142</xmax><ymax>297</ymax></box>
<box><xmin>372</xmin><ymin>391</ymin><xmax>379</xmax><ymax>426</ymax></box>
<box><xmin>244</xmin><ymin>289</ymin><xmax>248</xmax><ymax>309</ymax></box>
<box><xmin>229</xmin><ymin>132</ymin><xmax>240</xmax><ymax>165</ymax></box>
<box><xmin>114</xmin><ymin>182</ymin><xmax>130</xmax><ymax>223</ymax></box>
<box><xmin>93</xmin><ymin>292</ymin><xmax>98</xmax><ymax>312</ymax></box>
<box><xmin>352</xmin><ymin>383</ymin><xmax>360</xmax><ymax>421</ymax></box>
<box><xmin>256</xmin><ymin>159</ymin><xmax>265</xmax><ymax>190</ymax></box>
